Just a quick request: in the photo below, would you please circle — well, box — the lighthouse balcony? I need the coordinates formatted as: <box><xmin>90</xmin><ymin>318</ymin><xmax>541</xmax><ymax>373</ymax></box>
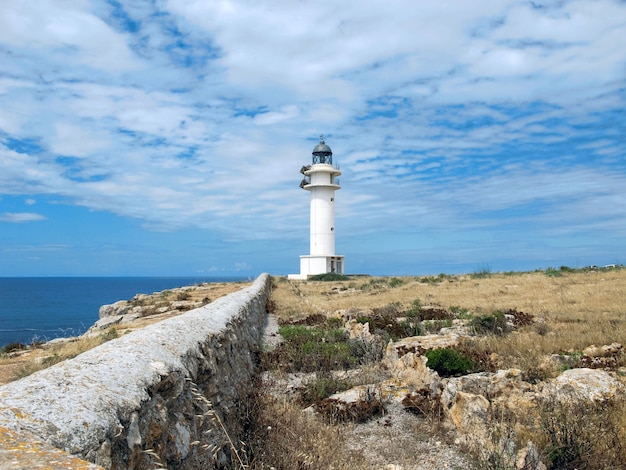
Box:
<box><xmin>300</xmin><ymin>177</ymin><xmax>340</xmax><ymax>189</ymax></box>
<box><xmin>302</xmin><ymin>163</ymin><xmax>341</xmax><ymax>177</ymax></box>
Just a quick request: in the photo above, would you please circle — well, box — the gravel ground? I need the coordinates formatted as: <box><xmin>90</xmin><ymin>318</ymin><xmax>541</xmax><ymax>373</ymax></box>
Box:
<box><xmin>343</xmin><ymin>402</ymin><xmax>474</xmax><ymax>469</ymax></box>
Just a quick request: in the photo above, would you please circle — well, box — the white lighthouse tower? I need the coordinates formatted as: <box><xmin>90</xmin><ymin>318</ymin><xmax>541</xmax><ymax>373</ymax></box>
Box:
<box><xmin>289</xmin><ymin>136</ymin><xmax>345</xmax><ymax>280</ymax></box>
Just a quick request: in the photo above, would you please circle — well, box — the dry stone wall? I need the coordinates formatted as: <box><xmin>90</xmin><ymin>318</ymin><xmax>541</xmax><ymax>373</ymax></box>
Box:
<box><xmin>0</xmin><ymin>273</ymin><xmax>271</xmax><ymax>469</ymax></box>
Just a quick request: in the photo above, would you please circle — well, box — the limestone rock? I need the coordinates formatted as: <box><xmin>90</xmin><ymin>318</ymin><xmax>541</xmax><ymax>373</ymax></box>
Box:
<box><xmin>583</xmin><ymin>342</ymin><xmax>622</xmax><ymax>358</ymax></box>
<box><xmin>344</xmin><ymin>319</ymin><xmax>374</xmax><ymax>341</ymax></box>
<box><xmin>546</xmin><ymin>368</ymin><xmax>625</xmax><ymax>401</ymax></box>
<box><xmin>385</xmin><ymin>333</ymin><xmax>460</xmax><ymax>361</ymax></box>
<box><xmin>444</xmin><ymin>369</ymin><xmax>529</xmax><ymax>400</ymax></box>
<box><xmin>446</xmin><ymin>391</ymin><xmax>490</xmax><ymax>434</ymax></box>
<box><xmin>99</xmin><ymin>301</ymin><xmax>131</xmax><ymax>318</ymax></box>
<box><xmin>389</xmin><ymin>352</ymin><xmax>441</xmax><ymax>392</ymax></box>
<box><xmin>316</xmin><ymin>384</ymin><xmax>384</xmax><ymax>423</ymax></box>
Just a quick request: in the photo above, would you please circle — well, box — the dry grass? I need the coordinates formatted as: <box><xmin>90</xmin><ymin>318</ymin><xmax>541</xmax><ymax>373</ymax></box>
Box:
<box><xmin>244</xmin><ymin>385</ymin><xmax>369</xmax><ymax>469</ymax></box>
<box><xmin>272</xmin><ymin>270</ymin><xmax>626</xmax><ymax>372</ymax></box>
<box><xmin>2</xmin><ymin>330</ymin><xmax>119</xmax><ymax>381</ymax></box>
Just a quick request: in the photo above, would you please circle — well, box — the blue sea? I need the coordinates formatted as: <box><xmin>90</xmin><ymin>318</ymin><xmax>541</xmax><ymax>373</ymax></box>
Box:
<box><xmin>0</xmin><ymin>277</ymin><xmax>248</xmax><ymax>349</ymax></box>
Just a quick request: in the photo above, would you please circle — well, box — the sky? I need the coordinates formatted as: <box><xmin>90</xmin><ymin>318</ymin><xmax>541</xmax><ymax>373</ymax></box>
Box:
<box><xmin>0</xmin><ymin>0</ymin><xmax>625</xmax><ymax>277</ymax></box>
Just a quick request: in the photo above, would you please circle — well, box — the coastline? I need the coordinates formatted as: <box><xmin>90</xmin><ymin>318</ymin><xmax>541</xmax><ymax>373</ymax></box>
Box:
<box><xmin>0</xmin><ymin>276</ymin><xmax>249</xmax><ymax>349</ymax></box>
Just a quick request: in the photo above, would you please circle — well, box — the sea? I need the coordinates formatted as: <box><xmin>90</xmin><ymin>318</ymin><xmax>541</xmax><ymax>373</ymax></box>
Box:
<box><xmin>0</xmin><ymin>276</ymin><xmax>248</xmax><ymax>349</ymax></box>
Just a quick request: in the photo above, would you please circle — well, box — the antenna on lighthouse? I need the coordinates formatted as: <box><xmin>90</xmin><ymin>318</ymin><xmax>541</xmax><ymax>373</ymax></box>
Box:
<box><xmin>288</xmin><ymin>136</ymin><xmax>345</xmax><ymax>280</ymax></box>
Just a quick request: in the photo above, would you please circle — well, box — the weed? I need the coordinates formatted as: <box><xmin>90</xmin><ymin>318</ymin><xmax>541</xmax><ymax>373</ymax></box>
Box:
<box><xmin>471</xmin><ymin>265</ymin><xmax>492</xmax><ymax>279</ymax></box>
<box><xmin>470</xmin><ymin>311</ymin><xmax>510</xmax><ymax>336</ymax></box>
<box><xmin>309</xmin><ymin>273</ymin><xmax>350</xmax><ymax>281</ymax></box>
<box><xmin>545</xmin><ymin>267</ymin><xmax>562</xmax><ymax>277</ymax></box>
<box><xmin>420</xmin><ymin>273</ymin><xmax>452</xmax><ymax>284</ymax></box>
<box><xmin>300</xmin><ymin>375</ymin><xmax>352</xmax><ymax>405</ymax></box>
<box><xmin>267</xmin><ymin>325</ymin><xmax>363</xmax><ymax>372</ymax></box>
<box><xmin>389</xmin><ymin>277</ymin><xmax>405</xmax><ymax>287</ymax></box>
<box><xmin>176</xmin><ymin>291</ymin><xmax>191</xmax><ymax>301</ymax></box>
<box><xmin>242</xmin><ymin>382</ymin><xmax>366</xmax><ymax>469</ymax></box>
<box><xmin>406</xmin><ymin>298</ymin><xmax>422</xmax><ymax>318</ymax></box>
<box><xmin>421</xmin><ymin>319</ymin><xmax>453</xmax><ymax>334</ymax></box>
<box><xmin>535</xmin><ymin>322</ymin><xmax>549</xmax><ymax>336</ymax></box>
<box><xmin>326</xmin><ymin>317</ymin><xmax>344</xmax><ymax>328</ymax></box>
<box><xmin>0</xmin><ymin>342</ymin><xmax>28</xmax><ymax>355</ymax></box>
<box><xmin>100</xmin><ymin>328</ymin><xmax>119</xmax><ymax>342</ymax></box>
<box><xmin>538</xmin><ymin>396</ymin><xmax>626</xmax><ymax>469</ymax></box>
<box><xmin>359</xmin><ymin>278</ymin><xmax>389</xmax><ymax>291</ymax></box>
<box><xmin>450</xmin><ymin>305</ymin><xmax>472</xmax><ymax>319</ymax></box>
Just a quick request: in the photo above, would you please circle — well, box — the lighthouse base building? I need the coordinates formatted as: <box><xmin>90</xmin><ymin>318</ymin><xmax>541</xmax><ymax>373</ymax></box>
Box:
<box><xmin>289</xmin><ymin>137</ymin><xmax>344</xmax><ymax>280</ymax></box>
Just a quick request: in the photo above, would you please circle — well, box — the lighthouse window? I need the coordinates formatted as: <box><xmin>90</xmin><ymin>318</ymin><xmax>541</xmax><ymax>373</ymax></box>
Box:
<box><xmin>331</xmin><ymin>227</ymin><xmax>334</xmax><ymax>231</ymax></box>
<box><xmin>331</xmin><ymin>198</ymin><xmax>334</xmax><ymax>202</ymax></box>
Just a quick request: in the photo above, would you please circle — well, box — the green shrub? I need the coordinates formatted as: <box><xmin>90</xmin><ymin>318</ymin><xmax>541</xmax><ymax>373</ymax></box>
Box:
<box><xmin>424</xmin><ymin>348</ymin><xmax>475</xmax><ymax>376</ymax></box>
<box><xmin>388</xmin><ymin>277</ymin><xmax>404</xmax><ymax>287</ymax></box>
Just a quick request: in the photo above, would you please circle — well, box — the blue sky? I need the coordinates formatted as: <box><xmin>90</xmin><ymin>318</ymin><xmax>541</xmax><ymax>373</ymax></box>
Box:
<box><xmin>0</xmin><ymin>0</ymin><xmax>624</xmax><ymax>277</ymax></box>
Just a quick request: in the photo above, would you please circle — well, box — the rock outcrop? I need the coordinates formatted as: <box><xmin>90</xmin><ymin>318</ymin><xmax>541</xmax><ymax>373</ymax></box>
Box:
<box><xmin>313</xmin><ymin>320</ymin><xmax>625</xmax><ymax>470</ymax></box>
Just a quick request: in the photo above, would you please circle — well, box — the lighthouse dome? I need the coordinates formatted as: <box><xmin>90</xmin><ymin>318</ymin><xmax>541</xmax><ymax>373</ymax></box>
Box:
<box><xmin>313</xmin><ymin>139</ymin><xmax>332</xmax><ymax>155</ymax></box>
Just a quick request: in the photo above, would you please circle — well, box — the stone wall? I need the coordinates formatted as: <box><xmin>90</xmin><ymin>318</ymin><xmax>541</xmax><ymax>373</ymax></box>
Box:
<box><xmin>0</xmin><ymin>273</ymin><xmax>271</xmax><ymax>469</ymax></box>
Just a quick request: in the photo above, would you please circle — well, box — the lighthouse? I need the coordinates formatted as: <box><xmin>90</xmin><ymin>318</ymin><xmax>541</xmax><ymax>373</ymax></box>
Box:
<box><xmin>288</xmin><ymin>136</ymin><xmax>345</xmax><ymax>280</ymax></box>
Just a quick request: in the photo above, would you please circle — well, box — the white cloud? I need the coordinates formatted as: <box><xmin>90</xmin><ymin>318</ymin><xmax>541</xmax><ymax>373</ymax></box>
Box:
<box><xmin>0</xmin><ymin>212</ymin><xmax>46</xmax><ymax>223</ymax></box>
<box><xmin>0</xmin><ymin>0</ymin><xmax>138</xmax><ymax>71</ymax></box>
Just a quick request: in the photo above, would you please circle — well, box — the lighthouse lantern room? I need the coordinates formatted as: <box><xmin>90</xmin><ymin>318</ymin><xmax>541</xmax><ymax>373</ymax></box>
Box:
<box><xmin>288</xmin><ymin>136</ymin><xmax>345</xmax><ymax>280</ymax></box>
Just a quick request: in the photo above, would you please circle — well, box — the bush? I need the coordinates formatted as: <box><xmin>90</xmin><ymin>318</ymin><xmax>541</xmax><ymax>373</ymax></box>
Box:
<box><xmin>176</xmin><ymin>291</ymin><xmax>191</xmax><ymax>301</ymax></box>
<box><xmin>309</xmin><ymin>273</ymin><xmax>350</xmax><ymax>281</ymax></box>
<box><xmin>388</xmin><ymin>277</ymin><xmax>405</xmax><ymax>287</ymax></box>
<box><xmin>538</xmin><ymin>396</ymin><xmax>626</xmax><ymax>469</ymax></box>
<box><xmin>424</xmin><ymin>348</ymin><xmax>475</xmax><ymax>377</ymax></box>
<box><xmin>406</xmin><ymin>299</ymin><xmax>422</xmax><ymax>318</ymax></box>
<box><xmin>471</xmin><ymin>265</ymin><xmax>492</xmax><ymax>279</ymax></box>
<box><xmin>1</xmin><ymin>342</ymin><xmax>28</xmax><ymax>354</ymax></box>
<box><xmin>300</xmin><ymin>375</ymin><xmax>352</xmax><ymax>405</ymax></box>
<box><xmin>470</xmin><ymin>311</ymin><xmax>510</xmax><ymax>335</ymax></box>
<box><xmin>545</xmin><ymin>267</ymin><xmax>562</xmax><ymax>277</ymax></box>
<box><xmin>361</xmin><ymin>302</ymin><xmax>422</xmax><ymax>340</ymax></box>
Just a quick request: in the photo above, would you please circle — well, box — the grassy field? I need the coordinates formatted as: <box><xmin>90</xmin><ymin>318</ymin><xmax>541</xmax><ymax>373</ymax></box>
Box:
<box><xmin>271</xmin><ymin>268</ymin><xmax>625</xmax><ymax>372</ymax></box>
<box><xmin>248</xmin><ymin>267</ymin><xmax>626</xmax><ymax>469</ymax></box>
